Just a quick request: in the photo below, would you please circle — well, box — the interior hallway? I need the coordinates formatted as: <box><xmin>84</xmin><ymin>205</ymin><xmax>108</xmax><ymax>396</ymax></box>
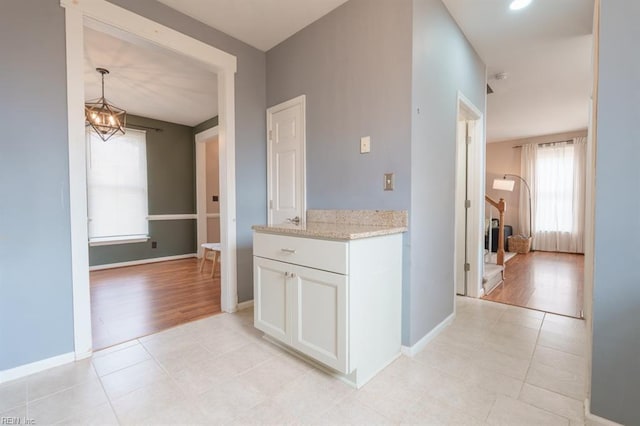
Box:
<box><xmin>0</xmin><ymin>297</ymin><xmax>598</xmax><ymax>425</ymax></box>
<box><xmin>90</xmin><ymin>258</ymin><xmax>221</xmax><ymax>350</ymax></box>
<box><xmin>483</xmin><ymin>251</ymin><xmax>584</xmax><ymax>318</ymax></box>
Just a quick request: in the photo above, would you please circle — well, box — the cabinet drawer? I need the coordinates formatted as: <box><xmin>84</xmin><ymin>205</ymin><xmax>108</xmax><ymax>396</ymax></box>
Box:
<box><xmin>253</xmin><ymin>232</ymin><xmax>348</xmax><ymax>274</ymax></box>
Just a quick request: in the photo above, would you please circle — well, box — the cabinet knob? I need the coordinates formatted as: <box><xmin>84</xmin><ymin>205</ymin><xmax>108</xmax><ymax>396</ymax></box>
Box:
<box><xmin>290</xmin><ymin>273</ymin><xmax>296</xmax><ymax>278</ymax></box>
<box><xmin>284</xmin><ymin>272</ymin><xmax>289</xmax><ymax>277</ymax></box>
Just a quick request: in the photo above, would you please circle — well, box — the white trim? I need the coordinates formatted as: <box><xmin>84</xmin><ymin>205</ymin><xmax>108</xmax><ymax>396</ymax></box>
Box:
<box><xmin>584</xmin><ymin>399</ymin><xmax>623</xmax><ymax>426</ymax></box>
<box><xmin>62</xmin><ymin>0</ymin><xmax>238</xmax><ymax>361</ymax></box>
<box><xmin>401</xmin><ymin>312</ymin><xmax>455</xmax><ymax>357</ymax></box>
<box><xmin>0</xmin><ymin>352</ymin><xmax>75</xmax><ymax>384</ymax></box>
<box><xmin>456</xmin><ymin>91</ymin><xmax>485</xmax><ymax>299</ymax></box>
<box><xmin>89</xmin><ymin>253</ymin><xmax>197</xmax><ymax>271</ymax></box>
<box><xmin>64</xmin><ymin>4</ymin><xmax>93</xmax><ymax>360</ymax></box>
<box><xmin>147</xmin><ymin>214</ymin><xmax>197</xmax><ymax>221</ymax></box>
<box><xmin>195</xmin><ymin>125</ymin><xmax>220</xmax><ymax>257</ymax></box>
<box><xmin>236</xmin><ymin>299</ymin><xmax>254</xmax><ymax>311</ymax></box>
<box><xmin>89</xmin><ymin>235</ymin><xmax>149</xmax><ymax>246</ymax></box>
<box><xmin>266</xmin><ymin>95</ymin><xmax>307</xmax><ymax>226</ymax></box>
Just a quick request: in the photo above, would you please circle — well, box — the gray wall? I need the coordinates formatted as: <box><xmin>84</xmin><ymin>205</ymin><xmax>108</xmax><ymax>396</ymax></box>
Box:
<box><xmin>266</xmin><ymin>0</ymin><xmax>413</xmax><ymax>343</ymax></box>
<box><xmin>89</xmin><ymin>115</ymin><xmax>197</xmax><ymax>266</ymax></box>
<box><xmin>591</xmin><ymin>1</ymin><xmax>640</xmax><ymax>423</ymax></box>
<box><xmin>409</xmin><ymin>0</ymin><xmax>486</xmax><ymax>344</ymax></box>
<box><xmin>107</xmin><ymin>0</ymin><xmax>266</xmax><ymax>303</ymax></box>
<box><xmin>0</xmin><ymin>1</ymin><xmax>75</xmax><ymax>370</ymax></box>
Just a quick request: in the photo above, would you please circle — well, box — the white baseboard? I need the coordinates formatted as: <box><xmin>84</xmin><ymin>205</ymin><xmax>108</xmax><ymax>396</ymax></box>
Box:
<box><xmin>401</xmin><ymin>312</ymin><xmax>455</xmax><ymax>357</ymax></box>
<box><xmin>0</xmin><ymin>352</ymin><xmax>75</xmax><ymax>384</ymax></box>
<box><xmin>89</xmin><ymin>253</ymin><xmax>197</xmax><ymax>271</ymax></box>
<box><xmin>237</xmin><ymin>300</ymin><xmax>254</xmax><ymax>311</ymax></box>
<box><xmin>584</xmin><ymin>398</ymin><xmax>623</xmax><ymax>425</ymax></box>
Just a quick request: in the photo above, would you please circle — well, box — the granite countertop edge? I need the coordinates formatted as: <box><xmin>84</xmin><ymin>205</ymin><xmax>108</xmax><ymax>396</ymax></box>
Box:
<box><xmin>251</xmin><ymin>224</ymin><xmax>408</xmax><ymax>240</ymax></box>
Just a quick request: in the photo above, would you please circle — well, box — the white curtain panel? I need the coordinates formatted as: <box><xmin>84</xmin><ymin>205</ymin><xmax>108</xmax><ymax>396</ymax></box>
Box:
<box><xmin>520</xmin><ymin>137</ymin><xmax>586</xmax><ymax>253</ymax></box>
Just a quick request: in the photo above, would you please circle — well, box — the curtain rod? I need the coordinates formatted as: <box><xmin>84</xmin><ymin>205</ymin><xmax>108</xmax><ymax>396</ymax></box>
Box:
<box><xmin>127</xmin><ymin>124</ymin><xmax>163</xmax><ymax>132</ymax></box>
<box><xmin>512</xmin><ymin>138</ymin><xmax>574</xmax><ymax>149</ymax></box>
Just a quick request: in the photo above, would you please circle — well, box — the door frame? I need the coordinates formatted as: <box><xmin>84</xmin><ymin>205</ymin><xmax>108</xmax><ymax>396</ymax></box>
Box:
<box><xmin>62</xmin><ymin>0</ymin><xmax>238</xmax><ymax>360</ymax></box>
<box><xmin>195</xmin><ymin>126</ymin><xmax>220</xmax><ymax>256</ymax></box>
<box><xmin>454</xmin><ymin>91</ymin><xmax>485</xmax><ymax>298</ymax></box>
<box><xmin>266</xmin><ymin>95</ymin><xmax>307</xmax><ymax>226</ymax></box>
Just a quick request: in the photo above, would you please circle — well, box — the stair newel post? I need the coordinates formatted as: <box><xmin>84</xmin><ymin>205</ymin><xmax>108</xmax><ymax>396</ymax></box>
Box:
<box><xmin>497</xmin><ymin>198</ymin><xmax>506</xmax><ymax>266</ymax></box>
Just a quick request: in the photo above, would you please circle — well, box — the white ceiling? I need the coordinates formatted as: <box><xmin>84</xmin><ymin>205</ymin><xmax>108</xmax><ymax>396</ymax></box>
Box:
<box><xmin>84</xmin><ymin>26</ymin><xmax>218</xmax><ymax>127</ymax></box>
<box><xmin>157</xmin><ymin>0</ymin><xmax>349</xmax><ymax>51</ymax></box>
<box><xmin>85</xmin><ymin>1</ymin><xmax>592</xmax><ymax>139</ymax></box>
<box><xmin>442</xmin><ymin>0</ymin><xmax>594</xmax><ymax>142</ymax></box>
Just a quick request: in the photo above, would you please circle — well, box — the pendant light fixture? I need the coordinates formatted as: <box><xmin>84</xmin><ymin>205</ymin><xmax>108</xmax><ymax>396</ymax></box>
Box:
<box><xmin>85</xmin><ymin>68</ymin><xmax>126</xmax><ymax>142</ymax></box>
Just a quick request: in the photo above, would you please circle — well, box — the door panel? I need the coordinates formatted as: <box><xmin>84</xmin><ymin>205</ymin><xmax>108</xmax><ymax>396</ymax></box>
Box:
<box><xmin>253</xmin><ymin>257</ymin><xmax>289</xmax><ymax>343</ymax></box>
<box><xmin>290</xmin><ymin>265</ymin><xmax>348</xmax><ymax>373</ymax></box>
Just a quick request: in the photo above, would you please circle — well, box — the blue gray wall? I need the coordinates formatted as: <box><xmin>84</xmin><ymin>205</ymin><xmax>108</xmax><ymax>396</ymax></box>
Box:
<box><xmin>0</xmin><ymin>1</ymin><xmax>75</xmax><ymax>370</ymax></box>
<box><xmin>591</xmin><ymin>1</ymin><xmax>640</xmax><ymax>423</ymax></box>
<box><xmin>266</xmin><ymin>0</ymin><xmax>485</xmax><ymax>346</ymax></box>
<box><xmin>409</xmin><ymin>0</ymin><xmax>486</xmax><ymax>344</ymax></box>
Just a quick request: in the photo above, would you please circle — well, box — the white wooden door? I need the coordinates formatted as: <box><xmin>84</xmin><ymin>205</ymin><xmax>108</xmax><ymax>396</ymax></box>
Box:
<box><xmin>253</xmin><ymin>257</ymin><xmax>290</xmax><ymax>343</ymax></box>
<box><xmin>289</xmin><ymin>264</ymin><xmax>348</xmax><ymax>373</ymax></box>
<box><xmin>267</xmin><ymin>95</ymin><xmax>306</xmax><ymax>226</ymax></box>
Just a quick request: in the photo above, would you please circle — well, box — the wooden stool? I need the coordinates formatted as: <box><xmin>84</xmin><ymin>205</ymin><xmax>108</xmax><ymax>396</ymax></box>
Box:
<box><xmin>200</xmin><ymin>243</ymin><xmax>221</xmax><ymax>278</ymax></box>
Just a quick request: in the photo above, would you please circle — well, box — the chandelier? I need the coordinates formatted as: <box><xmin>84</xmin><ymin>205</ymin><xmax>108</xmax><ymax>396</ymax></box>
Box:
<box><xmin>85</xmin><ymin>68</ymin><xmax>126</xmax><ymax>142</ymax></box>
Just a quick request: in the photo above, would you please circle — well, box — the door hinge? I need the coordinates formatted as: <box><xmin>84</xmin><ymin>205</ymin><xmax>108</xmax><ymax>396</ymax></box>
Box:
<box><xmin>466</xmin><ymin>136</ymin><xmax>472</xmax><ymax>145</ymax></box>
<box><xmin>269</xmin><ymin>200</ymin><xmax>273</xmax><ymax>209</ymax></box>
<box><xmin>464</xmin><ymin>263</ymin><xmax>471</xmax><ymax>272</ymax></box>
<box><xmin>465</xmin><ymin>200</ymin><xmax>471</xmax><ymax>208</ymax></box>
<box><xmin>268</xmin><ymin>130</ymin><xmax>272</xmax><ymax>141</ymax></box>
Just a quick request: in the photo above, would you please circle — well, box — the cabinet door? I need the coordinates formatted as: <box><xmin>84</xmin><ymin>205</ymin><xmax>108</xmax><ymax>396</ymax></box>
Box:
<box><xmin>289</xmin><ymin>265</ymin><xmax>348</xmax><ymax>373</ymax></box>
<box><xmin>253</xmin><ymin>257</ymin><xmax>290</xmax><ymax>343</ymax></box>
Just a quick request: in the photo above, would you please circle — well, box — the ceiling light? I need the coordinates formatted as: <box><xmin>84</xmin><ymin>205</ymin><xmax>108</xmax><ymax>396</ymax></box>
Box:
<box><xmin>85</xmin><ymin>68</ymin><xmax>126</xmax><ymax>142</ymax></box>
<box><xmin>509</xmin><ymin>0</ymin><xmax>532</xmax><ymax>11</ymax></box>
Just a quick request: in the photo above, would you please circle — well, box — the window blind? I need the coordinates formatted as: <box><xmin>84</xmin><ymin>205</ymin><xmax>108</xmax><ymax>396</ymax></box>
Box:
<box><xmin>86</xmin><ymin>128</ymin><xmax>149</xmax><ymax>242</ymax></box>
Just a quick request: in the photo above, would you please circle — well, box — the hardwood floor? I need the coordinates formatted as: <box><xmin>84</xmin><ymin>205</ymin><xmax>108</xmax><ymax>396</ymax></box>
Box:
<box><xmin>483</xmin><ymin>251</ymin><xmax>584</xmax><ymax>318</ymax></box>
<box><xmin>90</xmin><ymin>258</ymin><xmax>221</xmax><ymax>350</ymax></box>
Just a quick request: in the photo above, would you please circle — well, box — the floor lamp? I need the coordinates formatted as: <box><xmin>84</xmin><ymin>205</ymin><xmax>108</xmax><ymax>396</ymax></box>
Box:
<box><xmin>492</xmin><ymin>174</ymin><xmax>532</xmax><ymax>238</ymax></box>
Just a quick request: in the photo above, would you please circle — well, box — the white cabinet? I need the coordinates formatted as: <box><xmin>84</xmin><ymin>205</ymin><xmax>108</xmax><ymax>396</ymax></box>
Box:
<box><xmin>253</xmin><ymin>231</ymin><xmax>403</xmax><ymax>388</ymax></box>
<box><xmin>254</xmin><ymin>257</ymin><xmax>347</xmax><ymax>372</ymax></box>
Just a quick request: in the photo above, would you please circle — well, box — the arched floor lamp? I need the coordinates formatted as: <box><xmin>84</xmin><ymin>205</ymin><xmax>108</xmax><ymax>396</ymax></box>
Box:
<box><xmin>493</xmin><ymin>174</ymin><xmax>532</xmax><ymax>239</ymax></box>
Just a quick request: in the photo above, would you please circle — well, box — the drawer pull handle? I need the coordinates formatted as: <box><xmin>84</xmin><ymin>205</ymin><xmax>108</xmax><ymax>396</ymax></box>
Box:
<box><xmin>281</xmin><ymin>248</ymin><xmax>296</xmax><ymax>254</ymax></box>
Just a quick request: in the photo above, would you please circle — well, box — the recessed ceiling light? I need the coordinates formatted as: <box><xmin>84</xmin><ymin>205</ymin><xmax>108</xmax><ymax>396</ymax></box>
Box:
<box><xmin>509</xmin><ymin>0</ymin><xmax>532</xmax><ymax>11</ymax></box>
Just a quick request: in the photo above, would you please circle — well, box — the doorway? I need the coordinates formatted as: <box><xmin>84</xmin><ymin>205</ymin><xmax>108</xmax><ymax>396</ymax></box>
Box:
<box><xmin>454</xmin><ymin>92</ymin><xmax>484</xmax><ymax>298</ymax></box>
<box><xmin>63</xmin><ymin>0</ymin><xmax>238</xmax><ymax>358</ymax></box>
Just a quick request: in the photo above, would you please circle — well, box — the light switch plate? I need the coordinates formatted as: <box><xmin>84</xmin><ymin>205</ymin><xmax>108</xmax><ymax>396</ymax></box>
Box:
<box><xmin>384</xmin><ymin>173</ymin><xmax>394</xmax><ymax>191</ymax></box>
<box><xmin>360</xmin><ymin>136</ymin><xmax>371</xmax><ymax>154</ymax></box>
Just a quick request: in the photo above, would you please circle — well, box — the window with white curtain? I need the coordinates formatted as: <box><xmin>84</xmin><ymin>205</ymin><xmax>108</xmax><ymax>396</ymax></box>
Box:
<box><xmin>535</xmin><ymin>143</ymin><xmax>575</xmax><ymax>233</ymax></box>
<box><xmin>86</xmin><ymin>128</ymin><xmax>149</xmax><ymax>244</ymax></box>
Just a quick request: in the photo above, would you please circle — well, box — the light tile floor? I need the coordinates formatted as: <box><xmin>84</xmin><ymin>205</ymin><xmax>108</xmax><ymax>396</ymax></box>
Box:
<box><xmin>0</xmin><ymin>297</ymin><xmax>611</xmax><ymax>425</ymax></box>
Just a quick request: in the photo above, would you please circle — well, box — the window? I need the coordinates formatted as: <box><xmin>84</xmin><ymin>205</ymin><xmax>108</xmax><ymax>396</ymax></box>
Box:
<box><xmin>86</xmin><ymin>128</ymin><xmax>149</xmax><ymax>245</ymax></box>
<box><xmin>534</xmin><ymin>143</ymin><xmax>575</xmax><ymax>233</ymax></box>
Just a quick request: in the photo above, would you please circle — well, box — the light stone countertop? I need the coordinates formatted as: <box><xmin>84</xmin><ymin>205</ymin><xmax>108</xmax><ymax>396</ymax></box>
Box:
<box><xmin>251</xmin><ymin>221</ymin><xmax>407</xmax><ymax>240</ymax></box>
<box><xmin>253</xmin><ymin>209</ymin><xmax>408</xmax><ymax>240</ymax></box>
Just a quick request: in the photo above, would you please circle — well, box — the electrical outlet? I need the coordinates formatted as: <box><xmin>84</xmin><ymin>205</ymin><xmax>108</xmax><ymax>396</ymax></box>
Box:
<box><xmin>384</xmin><ymin>173</ymin><xmax>394</xmax><ymax>191</ymax></box>
<box><xmin>151</xmin><ymin>241</ymin><xmax>157</xmax><ymax>249</ymax></box>
<box><xmin>360</xmin><ymin>136</ymin><xmax>371</xmax><ymax>154</ymax></box>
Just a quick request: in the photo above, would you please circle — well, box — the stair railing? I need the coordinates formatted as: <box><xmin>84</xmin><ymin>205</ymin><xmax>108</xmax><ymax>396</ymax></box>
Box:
<box><xmin>485</xmin><ymin>195</ymin><xmax>506</xmax><ymax>266</ymax></box>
